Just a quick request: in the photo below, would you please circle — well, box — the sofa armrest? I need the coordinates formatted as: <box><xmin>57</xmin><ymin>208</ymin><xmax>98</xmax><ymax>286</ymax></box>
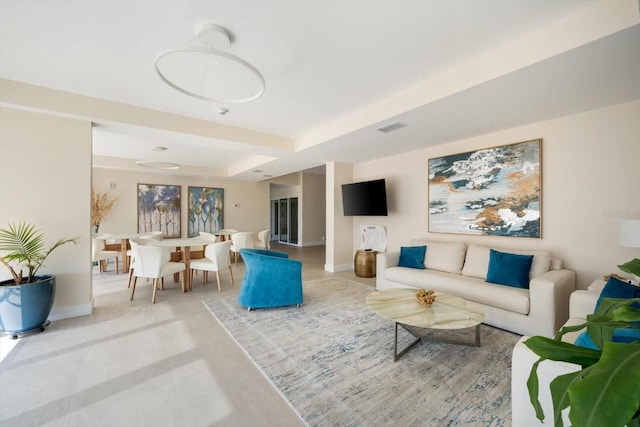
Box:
<box><xmin>375</xmin><ymin>251</ymin><xmax>400</xmax><ymax>289</ymax></box>
<box><xmin>569</xmin><ymin>289</ymin><xmax>600</xmax><ymax>319</ymax></box>
<box><xmin>528</xmin><ymin>269</ymin><xmax>576</xmax><ymax>337</ymax></box>
<box><xmin>512</xmin><ymin>336</ymin><xmax>580</xmax><ymax>426</ymax></box>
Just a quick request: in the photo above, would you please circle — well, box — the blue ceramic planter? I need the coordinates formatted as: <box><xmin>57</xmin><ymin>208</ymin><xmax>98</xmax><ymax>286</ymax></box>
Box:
<box><xmin>0</xmin><ymin>275</ymin><xmax>55</xmax><ymax>335</ymax></box>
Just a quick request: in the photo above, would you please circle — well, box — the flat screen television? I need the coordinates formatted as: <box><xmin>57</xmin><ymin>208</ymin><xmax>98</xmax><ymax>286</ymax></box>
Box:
<box><xmin>342</xmin><ymin>179</ymin><xmax>388</xmax><ymax>216</ymax></box>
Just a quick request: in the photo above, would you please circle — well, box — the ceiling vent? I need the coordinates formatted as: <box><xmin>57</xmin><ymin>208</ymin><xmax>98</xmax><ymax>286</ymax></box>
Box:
<box><xmin>377</xmin><ymin>122</ymin><xmax>406</xmax><ymax>133</ymax></box>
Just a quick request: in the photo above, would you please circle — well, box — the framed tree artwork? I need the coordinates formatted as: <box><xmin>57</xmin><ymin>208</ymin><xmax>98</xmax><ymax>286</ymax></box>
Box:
<box><xmin>187</xmin><ymin>186</ymin><xmax>224</xmax><ymax>237</ymax></box>
<box><xmin>428</xmin><ymin>139</ymin><xmax>541</xmax><ymax>238</ymax></box>
<box><xmin>137</xmin><ymin>184</ymin><xmax>181</xmax><ymax>238</ymax></box>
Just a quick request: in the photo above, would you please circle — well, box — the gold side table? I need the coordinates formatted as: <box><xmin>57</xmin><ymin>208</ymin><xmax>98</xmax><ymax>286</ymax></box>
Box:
<box><xmin>354</xmin><ymin>250</ymin><xmax>377</xmax><ymax>278</ymax></box>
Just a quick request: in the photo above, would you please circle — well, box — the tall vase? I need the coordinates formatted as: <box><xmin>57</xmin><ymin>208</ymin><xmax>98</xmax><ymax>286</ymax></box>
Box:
<box><xmin>92</xmin><ymin>224</ymin><xmax>99</xmax><ymax>234</ymax></box>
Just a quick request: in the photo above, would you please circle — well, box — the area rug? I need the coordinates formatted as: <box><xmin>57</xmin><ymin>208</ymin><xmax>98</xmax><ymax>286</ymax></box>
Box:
<box><xmin>202</xmin><ymin>277</ymin><xmax>519</xmax><ymax>426</ymax></box>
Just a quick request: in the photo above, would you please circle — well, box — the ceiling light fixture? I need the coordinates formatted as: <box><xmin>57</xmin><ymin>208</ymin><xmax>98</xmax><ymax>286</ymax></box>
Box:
<box><xmin>136</xmin><ymin>161</ymin><xmax>180</xmax><ymax>170</ymax></box>
<box><xmin>154</xmin><ymin>23</ymin><xmax>265</xmax><ymax>104</ymax></box>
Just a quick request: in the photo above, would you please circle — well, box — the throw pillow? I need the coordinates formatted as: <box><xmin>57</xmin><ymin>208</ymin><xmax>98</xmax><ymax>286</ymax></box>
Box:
<box><xmin>398</xmin><ymin>245</ymin><xmax>426</xmax><ymax>269</ymax></box>
<box><xmin>574</xmin><ymin>328</ymin><xmax>640</xmax><ymax>350</ymax></box>
<box><xmin>595</xmin><ymin>276</ymin><xmax>640</xmax><ymax>310</ymax></box>
<box><xmin>486</xmin><ymin>249</ymin><xmax>534</xmax><ymax>289</ymax></box>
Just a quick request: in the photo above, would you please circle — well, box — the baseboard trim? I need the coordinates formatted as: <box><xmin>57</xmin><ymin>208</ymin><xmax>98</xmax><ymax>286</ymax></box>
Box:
<box><xmin>301</xmin><ymin>241</ymin><xmax>326</xmax><ymax>247</ymax></box>
<box><xmin>324</xmin><ymin>263</ymin><xmax>353</xmax><ymax>273</ymax></box>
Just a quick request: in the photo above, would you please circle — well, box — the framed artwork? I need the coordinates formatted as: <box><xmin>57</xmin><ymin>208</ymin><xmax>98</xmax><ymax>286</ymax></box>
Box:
<box><xmin>137</xmin><ymin>184</ymin><xmax>181</xmax><ymax>238</ymax></box>
<box><xmin>188</xmin><ymin>186</ymin><xmax>224</xmax><ymax>237</ymax></box>
<box><xmin>428</xmin><ymin>139</ymin><xmax>541</xmax><ymax>238</ymax></box>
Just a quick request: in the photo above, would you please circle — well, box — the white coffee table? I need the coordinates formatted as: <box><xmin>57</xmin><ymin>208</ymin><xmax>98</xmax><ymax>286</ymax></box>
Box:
<box><xmin>366</xmin><ymin>289</ymin><xmax>484</xmax><ymax>361</ymax></box>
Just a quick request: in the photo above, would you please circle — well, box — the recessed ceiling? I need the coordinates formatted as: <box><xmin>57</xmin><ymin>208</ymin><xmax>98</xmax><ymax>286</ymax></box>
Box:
<box><xmin>1</xmin><ymin>0</ymin><xmax>638</xmax><ymax>180</ymax></box>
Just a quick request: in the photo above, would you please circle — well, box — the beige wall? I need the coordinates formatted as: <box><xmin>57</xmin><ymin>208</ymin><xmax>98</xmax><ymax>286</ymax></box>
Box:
<box><xmin>301</xmin><ymin>172</ymin><xmax>326</xmax><ymax>246</ymax></box>
<box><xmin>0</xmin><ymin>108</ymin><xmax>92</xmax><ymax>319</ymax></box>
<box><xmin>352</xmin><ymin>100</ymin><xmax>640</xmax><ymax>289</ymax></box>
<box><xmin>92</xmin><ymin>169</ymin><xmax>270</xmax><ymax>236</ymax></box>
<box><xmin>326</xmin><ymin>162</ymin><xmax>354</xmax><ymax>271</ymax></box>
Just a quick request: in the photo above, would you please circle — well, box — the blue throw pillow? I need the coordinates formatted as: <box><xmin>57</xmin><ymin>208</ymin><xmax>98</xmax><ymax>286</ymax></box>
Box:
<box><xmin>486</xmin><ymin>249</ymin><xmax>533</xmax><ymax>289</ymax></box>
<box><xmin>574</xmin><ymin>328</ymin><xmax>640</xmax><ymax>350</ymax></box>
<box><xmin>595</xmin><ymin>276</ymin><xmax>640</xmax><ymax>310</ymax></box>
<box><xmin>398</xmin><ymin>246</ymin><xmax>426</xmax><ymax>269</ymax></box>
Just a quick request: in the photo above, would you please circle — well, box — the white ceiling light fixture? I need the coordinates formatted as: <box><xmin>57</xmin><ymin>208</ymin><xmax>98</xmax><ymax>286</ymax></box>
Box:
<box><xmin>136</xmin><ymin>161</ymin><xmax>180</xmax><ymax>170</ymax></box>
<box><xmin>154</xmin><ymin>23</ymin><xmax>265</xmax><ymax>104</ymax></box>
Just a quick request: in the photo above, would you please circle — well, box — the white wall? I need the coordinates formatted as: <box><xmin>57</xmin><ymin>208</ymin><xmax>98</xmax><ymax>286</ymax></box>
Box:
<box><xmin>0</xmin><ymin>108</ymin><xmax>92</xmax><ymax>319</ymax></box>
<box><xmin>92</xmin><ymin>169</ymin><xmax>270</xmax><ymax>236</ymax></box>
<box><xmin>353</xmin><ymin>100</ymin><xmax>640</xmax><ymax>289</ymax></box>
<box><xmin>302</xmin><ymin>172</ymin><xmax>326</xmax><ymax>246</ymax></box>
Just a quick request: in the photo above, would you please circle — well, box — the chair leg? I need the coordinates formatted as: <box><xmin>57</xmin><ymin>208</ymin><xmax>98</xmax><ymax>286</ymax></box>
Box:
<box><xmin>229</xmin><ymin>266</ymin><xmax>234</xmax><ymax>285</ymax></box>
<box><xmin>216</xmin><ymin>271</ymin><xmax>221</xmax><ymax>292</ymax></box>
<box><xmin>127</xmin><ymin>268</ymin><xmax>134</xmax><ymax>288</ymax></box>
<box><xmin>161</xmin><ymin>277</ymin><xmax>164</xmax><ymax>290</ymax></box>
<box><xmin>181</xmin><ymin>271</ymin><xmax>186</xmax><ymax>293</ymax></box>
<box><xmin>152</xmin><ymin>278</ymin><xmax>159</xmax><ymax>303</ymax></box>
<box><xmin>115</xmin><ymin>257</ymin><xmax>119</xmax><ymax>274</ymax></box>
<box><xmin>203</xmin><ymin>271</ymin><xmax>208</xmax><ymax>284</ymax></box>
<box><xmin>130</xmin><ymin>277</ymin><xmax>137</xmax><ymax>301</ymax></box>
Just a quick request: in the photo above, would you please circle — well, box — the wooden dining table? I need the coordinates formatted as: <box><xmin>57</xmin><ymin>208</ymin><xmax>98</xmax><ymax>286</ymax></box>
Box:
<box><xmin>94</xmin><ymin>232</ymin><xmax>151</xmax><ymax>273</ymax></box>
<box><xmin>147</xmin><ymin>236</ymin><xmax>211</xmax><ymax>291</ymax></box>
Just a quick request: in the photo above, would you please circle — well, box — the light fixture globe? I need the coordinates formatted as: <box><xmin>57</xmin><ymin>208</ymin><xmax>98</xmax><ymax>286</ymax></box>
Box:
<box><xmin>154</xmin><ymin>23</ymin><xmax>265</xmax><ymax>104</ymax></box>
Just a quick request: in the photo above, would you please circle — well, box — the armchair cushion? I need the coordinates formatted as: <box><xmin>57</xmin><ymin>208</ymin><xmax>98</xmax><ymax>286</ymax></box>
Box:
<box><xmin>238</xmin><ymin>249</ymin><xmax>303</xmax><ymax>310</ymax></box>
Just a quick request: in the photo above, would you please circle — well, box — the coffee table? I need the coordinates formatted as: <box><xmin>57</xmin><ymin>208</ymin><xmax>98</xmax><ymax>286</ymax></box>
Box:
<box><xmin>366</xmin><ymin>289</ymin><xmax>484</xmax><ymax>361</ymax></box>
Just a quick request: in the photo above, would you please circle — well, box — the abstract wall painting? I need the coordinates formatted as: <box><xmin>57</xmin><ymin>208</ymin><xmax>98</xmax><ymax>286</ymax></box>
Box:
<box><xmin>137</xmin><ymin>184</ymin><xmax>181</xmax><ymax>238</ymax></box>
<box><xmin>187</xmin><ymin>187</ymin><xmax>224</xmax><ymax>237</ymax></box>
<box><xmin>428</xmin><ymin>139</ymin><xmax>541</xmax><ymax>238</ymax></box>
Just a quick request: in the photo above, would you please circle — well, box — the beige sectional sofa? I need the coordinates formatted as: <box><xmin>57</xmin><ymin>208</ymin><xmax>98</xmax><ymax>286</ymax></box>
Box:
<box><xmin>375</xmin><ymin>240</ymin><xmax>576</xmax><ymax>337</ymax></box>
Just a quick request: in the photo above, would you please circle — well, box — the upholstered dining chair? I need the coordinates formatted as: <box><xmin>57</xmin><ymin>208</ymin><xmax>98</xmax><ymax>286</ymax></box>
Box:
<box><xmin>129</xmin><ymin>241</ymin><xmax>186</xmax><ymax>304</ymax></box>
<box><xmin>230</xmin><ymin>232</ymin><xmax>255</xmax><ymax>266</ymax></box>
<box><xmin>126</xmin><ymin>233</ymin><xmax>164</xmax><ymax>288</ymax></box>
<box><xmin>92</xmin><ymin>237</ymin><xmax>119</xmax><ymax>274</ymax></box>
<box><xmin>254</xmin><ymin>229</ymin><xmax>271</xmax><ymax>250</ymax></box>
<box><xmin>189</xmin><ymin>240</ymin><xmax>234</xmax><ymax>292</ymax></box>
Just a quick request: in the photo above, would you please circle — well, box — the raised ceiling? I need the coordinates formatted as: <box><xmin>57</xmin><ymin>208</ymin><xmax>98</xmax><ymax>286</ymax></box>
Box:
<box><xmin>1</xmin><ymin>0</ymin><xmax>639</xmax><ymax>180</ymax></box>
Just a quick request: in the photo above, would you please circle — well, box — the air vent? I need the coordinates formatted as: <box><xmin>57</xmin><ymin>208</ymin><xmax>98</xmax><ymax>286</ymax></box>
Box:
<box><xmin>377</xmin><ymin>122</ymin><xmax>406</xmax><ymax>133</ymax></box>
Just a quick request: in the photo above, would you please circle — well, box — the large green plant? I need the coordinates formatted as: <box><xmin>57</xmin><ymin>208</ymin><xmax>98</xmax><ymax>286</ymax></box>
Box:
<box><xmin>0</xmin><ymin>222</ymin><xmax>78</xmax><ymax>284</ymax></box>
<box><xmin>524</xmin><ymin>297</ymin><xmax>640</xmax><ymax>427</ymax></box>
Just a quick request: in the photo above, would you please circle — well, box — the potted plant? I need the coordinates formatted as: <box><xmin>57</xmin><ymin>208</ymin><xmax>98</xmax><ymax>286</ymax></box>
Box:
<box><xmin>524</xmin><ymin>297</ymin><xmax>640</xmax><ymax>427</ymax></box>
<box><xmin>0</xmin><ymin>222</ymin><xmax>78</xmax><ymax>338</ymax></box>
<box><xmin>91</xmin><ymin>188</ymin><xmax>118</xmax><ymax>233</ymax></box>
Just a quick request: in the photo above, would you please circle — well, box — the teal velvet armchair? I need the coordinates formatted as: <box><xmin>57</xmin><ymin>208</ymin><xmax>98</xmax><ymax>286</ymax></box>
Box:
<box><xmin>237</xmin><ymin>249</ymin><xmax>303</xmax><ymax>310</ymax></box>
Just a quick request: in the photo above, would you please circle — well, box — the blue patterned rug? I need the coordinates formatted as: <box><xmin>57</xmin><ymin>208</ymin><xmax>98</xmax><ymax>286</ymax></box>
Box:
<box><xmin>203</xmin><ymin>277</ymin><xmax>518</xmax><ymax>426</ymax></box>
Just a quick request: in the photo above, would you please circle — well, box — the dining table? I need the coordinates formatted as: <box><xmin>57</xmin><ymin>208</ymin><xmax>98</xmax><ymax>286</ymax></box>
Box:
<box><xmin>146</xmin><ymin>236</ymin><xmax>212</xmax><ymax>291</ymax></box>
<box><xmin>93</xmin><ymin>232</ymin><xmax>152</xmax><ymax>273</ymax></box>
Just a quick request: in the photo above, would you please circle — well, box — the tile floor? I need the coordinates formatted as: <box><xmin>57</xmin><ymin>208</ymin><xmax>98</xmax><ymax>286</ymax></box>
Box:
<box><xmin>0</xmin><ymin>244</ymin><xmax>375</xmax><ymax>427</ymax></box>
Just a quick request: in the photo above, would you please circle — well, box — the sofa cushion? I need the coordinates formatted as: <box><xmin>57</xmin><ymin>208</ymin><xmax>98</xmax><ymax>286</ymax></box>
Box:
<box><xmin>422</xmin><ymin>241</ymin><xmax>466</xmax><ymax>274</ymax></box>
<box><xmin>486</xmin><ymin>249</ymin><xmax>533</xmax><ymax>289</ymax></box>
<box><xmin>596</xmin><ymin>275</ymin><xmax>640</xmax><ymax>310</ymax></box>
<box><xmin>461</xmin><ymin>244</ymin><xmax>491</xmax><ymax>279</ymax></box>
<box><xmin>462</xmin><ymin>244</ymin><xmax>551</xmax><ymax>280</ymax></box>
<box><xmin>398</xmin><ymin>245</ymin><xmax>426</xmax><ymax>269</ymax></box>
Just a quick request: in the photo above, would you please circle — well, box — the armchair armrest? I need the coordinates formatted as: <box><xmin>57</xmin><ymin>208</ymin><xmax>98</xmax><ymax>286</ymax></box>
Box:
<box><xmin>569</xmin><ymin>289</ymin><xmax>600</xmax><ymax>319</ymax></box>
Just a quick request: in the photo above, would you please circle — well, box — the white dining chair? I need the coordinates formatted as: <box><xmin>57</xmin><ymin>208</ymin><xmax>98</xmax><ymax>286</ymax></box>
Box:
<box><xmin>254</xmin><ymin>229</ymin><xmax>271</xmax><ymax>250</ymax></box>
<box><xmin>126</xmin><ymin>233</ymin><xmax>164</xmax><ymax>288</ymax></box>
<box><xmin>92</xmin><ymin>237</ymin><xmax>119</xmax><ymax>274</ymax></box>
<box><xmin>189</xmin><ymin>240</ymin><xmax>234</xmax><ymax>292</ymax></box>
<box><xmin>129</xmin><ymin>242</ymin><xmax>186</xmax><ymax>304</ymax></box>
<box><xmin>230</xmin><ymin>232</ymin><xmax>255</xmax><ymax>266</ymax></box>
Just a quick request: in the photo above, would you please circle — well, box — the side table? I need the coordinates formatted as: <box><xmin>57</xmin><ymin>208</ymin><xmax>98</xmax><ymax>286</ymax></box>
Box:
<box><xmin>354</xmin><ymin>250</ymin><xmax>377</xmax><ymax>278</ymax></box>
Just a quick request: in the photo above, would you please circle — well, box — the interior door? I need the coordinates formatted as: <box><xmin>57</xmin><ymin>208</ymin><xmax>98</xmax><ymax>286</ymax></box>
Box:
<box><xmin>279</xmin><ymin>198</ymin><xmax>288</xmax><ymax>242</ymax></box>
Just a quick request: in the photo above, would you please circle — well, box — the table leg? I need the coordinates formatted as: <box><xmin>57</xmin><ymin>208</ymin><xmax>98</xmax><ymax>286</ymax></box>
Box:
<box><xmin>121</xmin><ymin>239</ymin><xmax>130</xmax><ymax>273</ymax></box>
<box><xmin>394</xmin><ymin>322</ymin><xmax>421</xmax><ymax>362</ymax></box>
<box><xmin>184</xmin><ymin>246</ymin><xmax>191</xmax><ymax>291</ymax></box>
